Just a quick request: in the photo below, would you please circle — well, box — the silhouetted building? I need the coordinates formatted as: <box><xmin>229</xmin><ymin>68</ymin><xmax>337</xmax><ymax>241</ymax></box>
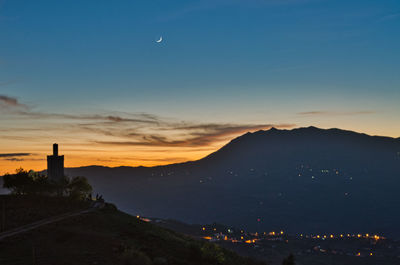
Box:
<box><xmin>47</xmin><ymin>143</ymin><xmax>64</xmax><ymax>181</ymax></box>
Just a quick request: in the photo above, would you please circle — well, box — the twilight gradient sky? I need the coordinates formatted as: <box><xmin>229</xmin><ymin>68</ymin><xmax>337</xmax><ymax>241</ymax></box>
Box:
<box><xmin>1</xmin><ymin>0</ymin><xmax>399</xmax><ymax>174</ymax></box>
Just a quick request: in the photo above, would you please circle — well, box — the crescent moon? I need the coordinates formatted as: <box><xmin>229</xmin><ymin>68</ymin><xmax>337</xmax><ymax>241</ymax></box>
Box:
<box><xmin>156</xmin><ymin>36</ymin><xmax>163</xmax><ymax>43</ymax></box>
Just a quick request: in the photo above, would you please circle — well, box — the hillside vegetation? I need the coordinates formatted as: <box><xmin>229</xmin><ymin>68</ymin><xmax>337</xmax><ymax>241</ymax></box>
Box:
<box><xmin>0</xmin><ymin>196</ymin><xmax>266</xmax><ymax>265</ymax></box>
<box><xmin>0</xmin><ymin>195</ymin><xmax>89</xmax><ymax>231</ymax></box>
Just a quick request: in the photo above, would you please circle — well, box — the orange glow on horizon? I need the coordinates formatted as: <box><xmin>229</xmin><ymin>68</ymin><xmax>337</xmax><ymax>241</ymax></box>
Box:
<box><xmin>0</xmin><ymin>120</ymin><xmax>283</xmax><ymax>175</ymax></box>
<box><xmin>0</xmin><ymin>147</ymin><xmax>214</xmax><ymax>175</ymax></box>
<box><xmin>1</xmin><ymin>124</ymin><xmax>399</xmax><ymax>176</ymax></box>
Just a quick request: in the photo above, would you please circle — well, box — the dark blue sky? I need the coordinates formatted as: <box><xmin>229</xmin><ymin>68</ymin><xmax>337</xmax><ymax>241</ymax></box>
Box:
<box><xmin>0</xmin><ymin>0</ymin><xmax>400</xmax><ymax>171</ymax></box>
<box><xmin>1</xmin><ymin>1</ymin><xmax>399</xmax><ymax>119</ymax></box>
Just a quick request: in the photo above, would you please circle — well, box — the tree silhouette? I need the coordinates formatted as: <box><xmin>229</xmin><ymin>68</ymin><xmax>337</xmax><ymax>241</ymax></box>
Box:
<box><xmin>2</xmin><ymin>168</ymin><xmax>92</xmax><ymax>200</ymax></box>
<box><xmin>282</xmin><ymin>254</ymin><xmax>295</xmax><ymax>265</ymax></box>
<box><xmin>67</xmin><ymin>176</ymin><xmax>93</xmax><ymax>200</ymax></box>
<box><xmin>2</xmin><ymin>168</ymin><xmax>50</xmax><ymax>195</ymax></box>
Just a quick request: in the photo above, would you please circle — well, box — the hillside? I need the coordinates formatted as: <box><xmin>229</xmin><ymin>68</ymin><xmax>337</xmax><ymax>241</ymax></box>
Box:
<box><xmin>0</xmin><ymin>195</ymin><xmax>266</xmax><ymax>265</ymax></box>
<box><xmin>0</xmin><ymin>195</ymin><xmax>89</xmax><ymax>231</ymax></box>
<box><xmin>62</xmin><ymin>127</ymin><xmax>400</xmax><ymax>238</ymax></box>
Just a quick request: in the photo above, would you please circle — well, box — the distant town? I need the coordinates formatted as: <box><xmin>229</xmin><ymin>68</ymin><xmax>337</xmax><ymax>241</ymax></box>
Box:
<box><xmin>136</xmin><ymin>216</ymin><xmax>400</xmax><ymax>263</ymax></box>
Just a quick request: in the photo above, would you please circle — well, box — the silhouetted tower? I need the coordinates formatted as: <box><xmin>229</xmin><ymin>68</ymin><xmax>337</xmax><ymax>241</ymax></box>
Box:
<box><xmin>47</xmin><ymin>143</ymin><xmax>64</xmax><ymax>181</ymax></box>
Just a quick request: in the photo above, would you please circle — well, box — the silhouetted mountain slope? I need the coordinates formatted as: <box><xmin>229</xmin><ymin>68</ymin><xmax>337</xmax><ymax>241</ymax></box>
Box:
<box><xmin>65</xmin><ymin>127</ymin><xmax>400</xmax><ymax>238</ymax></box>
<box><xmin>200</xmin><ymin>126</ymin><xmax>398</xmax><ymax>169</ymax></box>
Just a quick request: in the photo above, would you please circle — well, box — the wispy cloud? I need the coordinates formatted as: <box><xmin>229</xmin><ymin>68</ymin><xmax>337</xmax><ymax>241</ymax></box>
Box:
<box><xmin>2</xmin><ymin>157</ymin><xmax>44</xmax><ymax>162</ymax></box>
<box><xmin>297</xmin><ymin>111</ymin><xmax>375</xmax><ymax>116</ymax></box>
<box><xmin>3</xmin><ymin>158</ymin><xmax>25</xmax><ymax>161</ymax></box>
<box><xmin>0</xmin><ymin>95</ymin><xmax>29</xmax><ymax>110</ymax></box>
<box><xmin>15</xmin><ymin>111</ymin><xmax>160</xmax><ymax>124</ymax></box>
<box><xmin>1</xmin><ymin>95</ymin><xmax>296</xmax><ymax>149</ymax></box>
<box><xmin>95</xmin><ymin>123</ymin><xmax>295</xmax><ymax>147</ymax></box>
<box><xmin>0</xmin><ymin>95</ymin><xmax>160</xmax><ymax>125</ymax></box>
<box><xmin>0</xmin><ymin>153</ymin><xmax>32</xmax><ymax>158</ymax></box>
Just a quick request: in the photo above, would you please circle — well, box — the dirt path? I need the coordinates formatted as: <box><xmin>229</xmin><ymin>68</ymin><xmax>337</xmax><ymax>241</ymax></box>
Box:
<box><xmin>0</xmin><ymin>207</ymin><xmax>97</xmax><ymax>241</ymax></box>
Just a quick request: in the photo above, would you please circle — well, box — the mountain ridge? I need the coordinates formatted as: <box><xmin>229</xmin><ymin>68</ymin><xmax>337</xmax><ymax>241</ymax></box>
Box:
<box><xmin>59</xmin><ymin>126</ymin><xmax>400</xmax><ymax>238</ymax></box>
<box><xmin>64</xmin><ymin>126</ymin><xmax>400</xmax><ymax>171</ymax></box>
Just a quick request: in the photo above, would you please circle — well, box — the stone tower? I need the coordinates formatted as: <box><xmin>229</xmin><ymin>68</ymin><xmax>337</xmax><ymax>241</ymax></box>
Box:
<box><xmin>47</xmin><ymin>143</ymin><xmax>64</xmax><ymax>181</ymax></box>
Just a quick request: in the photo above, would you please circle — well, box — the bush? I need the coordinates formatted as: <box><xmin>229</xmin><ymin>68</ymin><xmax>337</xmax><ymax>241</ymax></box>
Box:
<box><xmin>201</xmin><ymin>243</ymin><xmax>226</xmax><ymax>264</ymax></box>
<box><xmin>153</xmin><ymin>257</ymin><xmax>167</xmax><ymax>265</ymax></box>
<box><xmin>3</xmin><ymin>168</ymin><xmax>50</xmax><ymax>195</ymax></box>
<box><xmin>2</xmin><ymin>168</ymin><xmax>92</xmax><ymax>201</ymax></box>
<box><xmin>282</xmin><ymin>254</ymin><xmax>295</xmax><ymax>265</ymax></box>
<box><xmin>67</xmin><ymin>176</ymin><xmax>92</xmax><ymax>200</ymax></box>
<box><xmin>119</xmin><ymin>249</ymin><xmax>153</xmax><ymax>265</ymax></box>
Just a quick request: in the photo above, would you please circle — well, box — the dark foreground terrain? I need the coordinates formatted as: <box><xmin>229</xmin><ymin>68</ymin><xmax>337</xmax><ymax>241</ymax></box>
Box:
<box><xmin>0</xmin><ymin>195</ymin><xmax>89</xmax><ymax>231</ymax></box>
<box><xmin>1</xmin><ymin>197</ymin><xmax>399</xmax><ymax>265</ymax></box>
<box><xmin>0</xmin><ymin>195</ymin><xmax>265</xmax><ymax>265</ymax></box>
